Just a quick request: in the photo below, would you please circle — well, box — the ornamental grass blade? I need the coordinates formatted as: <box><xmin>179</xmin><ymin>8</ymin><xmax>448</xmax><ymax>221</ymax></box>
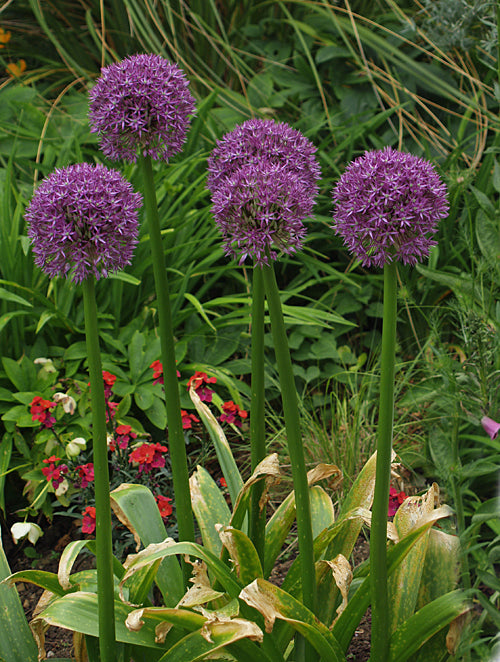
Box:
<box><xmin>217</xmin><ymin>525</ymin><xmax>263</xmax><ymax>585</ymax></box>
<box><xmin>110</xmin><ymin>483</ymin><xmax>184</xmax><ymax>606</ymax></box>
<box><xmin>0</xmin><ymin>527</ymin><xmax>38</xmax><ymax>662</ymax></box>
<box><xmin>239</xmin><ymin>578</ymin><xmax>344</xmax><ymax>662</ymax></box>
<box><xmin>189</xmin><ymin>465</ymin><xmax>231</xmax><ymax>557</ymax></box>
<box><xmin>388</xmin><ymin>590</ymin><xmax>470</xmax><ymax>662</ymax></box>
<box><xmin>189</xmin><ymin>386</ymin><xmax>243</xmax><ymax>506</ymax></box>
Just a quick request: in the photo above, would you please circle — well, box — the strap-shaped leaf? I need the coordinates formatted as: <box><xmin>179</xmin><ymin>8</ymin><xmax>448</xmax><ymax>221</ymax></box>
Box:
<box><xmin>217</xmin><ymin>525</ymin><xmax>263</xmax><ymax>585</ymax></box>
<box><xmin>389</xmin><ymin>590</ymin><xmax>470</xmax><ymax>662</ymax></box>
<box><xmin>110</xmin><ymin>483</ymin><xmax>184</xmax><ymax>606</ymax></box>
<box><xmin>240</xmin><ymin>578</ymin><xmax>344</xmax><ymax>661</ymax></box>
<box><xmin>189</xmin><ymin>465</ymin><xmax>231</xmax><ymax>556</ymax></box>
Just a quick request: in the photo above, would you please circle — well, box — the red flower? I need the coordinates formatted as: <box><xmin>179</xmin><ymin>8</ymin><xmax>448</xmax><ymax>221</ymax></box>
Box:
<box><xmin>82</xmin><ymin>506</ymin><xmax>96</xmax><ymax>534</ymax></box>
<box><xmin>155</xmin><ymin>494</ymin><xmax>173</xmax><ymax>519</ymax></box>
<box><xmin>388</xmin><ymin>487</ymin><xmax>407</xmax><ymax>517</ymax></box>
<box><xmin>75</xmin><ymin>463</ymin><xmax>94</xmax><ymax>488</ymax></box>
<box><xmin>129</xmin><ymin>442</ymin><xmax>168</xmax><ymax>473</ymax></box>
<box><xmin>106</xmin><ymin>401</ymin><xmax>118</xmax><ymax>423</ymax></box>
<box><xmin>187</xmin><ymin>371</ymin><xmax>217</xmax><ymax>402</ymax></box>
<box><xmin>218</xmin><ymin>477</ymin><xmax>227</xmax><ymax>489</ymax></box>
<box><xmin>150</xmin><ymin>360</ymin><xmax>181</xmax><ymax>385</ymax></box>
<box><xmin>219</xmin><ymin>400</ymin><xmax>248</xmax><ymax>427</ymax></box>
<box><xmin>41</xmin><ymin>456</ymin><xmax>69</xmax><ymax>489</ymax></box>
<box><xmin>112</xmin><ymin>424</ymin><xmax>136</xmax><ymax>450</ymax></box>
<box><xmin>30</xmin><ymin>396</ymin><xmax>57</xmax><ymax>429</ymax></box>
<box><xmin>181</xmin><ymin>410</ymin><xmax>199</xmax><ymax>430</ymax></box>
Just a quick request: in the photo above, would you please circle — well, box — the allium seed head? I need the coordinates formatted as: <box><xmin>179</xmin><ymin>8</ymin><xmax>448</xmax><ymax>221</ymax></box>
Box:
<box><xmin>207</xmin><ymin>119</ymin><xmax>321</xmax><ymax>265</ymax></box>
<box><xmin>25</xmin><ymin>163</ymin><xmax>142</xmax><ymax>283</ymax></box>
<box><xmin>88</xmin><ymin>53</ymin><xmax>196</xmax><ymax>162</ymax></box>
<box><xmin>331</xmin><ymin>147</ymin><xmax>449</xmax><ymax>267</ymax></box>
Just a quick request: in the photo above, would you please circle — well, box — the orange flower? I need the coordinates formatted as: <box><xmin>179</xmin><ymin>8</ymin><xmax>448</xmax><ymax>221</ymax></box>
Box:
<box><xmin>0</xmin><ymin>28</ymin><xmax>11</xmax><ymax>48</ymax></box>
<box><xmin>6</xmin><ymin>59</ymin><xmax>26</xmax><ymax>77</ymax></box>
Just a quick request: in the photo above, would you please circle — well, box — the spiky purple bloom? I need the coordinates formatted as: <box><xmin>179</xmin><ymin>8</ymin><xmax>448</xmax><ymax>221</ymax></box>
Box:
<box><xmin>331</xmin><ymin>147</ymin><xmax>449</xmax><ymax>267</ymax></box>
<box><xmin>88</xmin><ymin>54</ymin><xmax>196</xmax><ymax>162</ymax></box>
<box><xmin>25</xmin><ymin>163</ymin><xmax>142</xmax><ymax>283</ymax></box>
<box><xmin>207</xmin><ymin>119</ymin><xmax>321</xmax><ymax>264</ymax></box>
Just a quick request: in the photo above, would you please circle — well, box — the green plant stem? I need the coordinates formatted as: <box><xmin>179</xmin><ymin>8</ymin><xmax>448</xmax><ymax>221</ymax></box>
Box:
<box><xmin>249</xmin><ymin>264</ymin><xmax>266</xmax><ymax>566</ymax></box>
<box><xmin>370</xmin><ymin>261</ymin><xmax>398</xmax><ymax>662</ymax></box>
<box><xmin>450</xmin><ymin>409</ymin><xmax>471</xmax><ymax>591</ymax></box>
<box><xmin>140</xmin><ymin>155</ymin><xmax>195</xmax><ymax>575</ymax></box>
<box><xmin>261</xmin><ymin>261</ymin><xmax>316</xmax><ymax>618</ymax></box>
<box><xmin>82</xmin><ymin>276</ymin><xmax>115</xmax><ymax>662</ymax></box>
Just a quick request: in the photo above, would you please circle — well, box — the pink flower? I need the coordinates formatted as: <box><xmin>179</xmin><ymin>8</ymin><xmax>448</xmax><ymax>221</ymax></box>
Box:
<box><xmin>155</xmin><ymin>494</ymin><xmax>173</xmax><ymax>519</ymax></box>
<box><xmin>82</xmin><ymin>506</ymin><xmax>96</xmax><ymax>534</ymax></box>
<box><xmin>219</xmin><ymin>400</ymin><xmax>248</xmax><ymax>428</ymax></box>
<box><xmin>187</xmin><ymin>371</ymin><xmax>217</xmax><ymax>402</ymax></box>
<box><xmin>129</xmin><ymin>442</ymin><xmax>168</xmax><ymax>473</ymax></box>
<box><xmin>30</xmin><ymin>396</ymin><xmax>56</xmax><ymax>428</ymax></box>
<box><xmin>388</xmin><ymin>487</ymin><xmax>407</xmax><ymax>517</ymax></box>
<box><xmin>102</xmin><ymin>371</ymin><xmax>117</xmax><ymax>401</ymax></box>
<box><xmin>481</xmin><ymin>416</ymin><xmax>500</xmax><ymax>440</ymax></box>
<box><xmin>111</xmin><ymin>424</ymin><xmax>136</xmax><ymax>451</ymax></box>
<box><xmin>181</xmin><ymin>410</ymin><xmax>199</xmax><ymax>430</ymax></box>
<box><xmin>75</xmin><ymin>463</ymin><xmax>94</xmax><ymax>488</ymax></box>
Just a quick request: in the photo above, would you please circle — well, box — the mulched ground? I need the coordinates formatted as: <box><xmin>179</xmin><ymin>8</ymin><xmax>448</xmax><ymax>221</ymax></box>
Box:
<box><xmin>3</xmin><ymin>516</ymin><xmax>372</xmax><ymax>660</ymax></box>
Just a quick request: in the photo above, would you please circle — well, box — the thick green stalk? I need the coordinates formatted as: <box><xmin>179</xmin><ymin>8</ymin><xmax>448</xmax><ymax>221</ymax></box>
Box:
<box><xmin>249</xmin><ymin>264</ymin><xmax>266</xmax><ymax>565</ymax></box>
<box><xmin>261</xmin><ymin>261</ymin><xmax>316</xmax><ymax>616</ymax></box>
<box><xmin>82</xmin><ymin>276</ymin><xmax>115</xmax><ymax>662</ymax></box>
<box><xmin>370</xmin><ymin>261</ymin><xmax>398</xmax><ymax>662</ymax></box>
<box><xmin>140</xmin><ymin>155</ymin><xmax>195</xmax><ymax>560</ymax></box>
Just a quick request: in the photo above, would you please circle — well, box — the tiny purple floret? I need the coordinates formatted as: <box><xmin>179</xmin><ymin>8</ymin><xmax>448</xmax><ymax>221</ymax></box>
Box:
<box><xmin>481</xmin><ymin>416</ymin><xmax>500</xmax><ymax>440</ymax></box>
<box><xmin>88</xmin><ymin>53</ymin><xmax>196</xmax><ymax>162</ymax></box>
<box><xmin>331</xmin><ymin>146</ymin><xmax>449</xmax><ymax>267</ymax></box>
<box><xmin>207</xmin><ymin>119</ymin><xmax>321</xmax><ymax>264</ymax></box>
<box><xmin>25</xmin><ymin>163</ymin><xmax>142</xmax><ymax>283</ymax></box>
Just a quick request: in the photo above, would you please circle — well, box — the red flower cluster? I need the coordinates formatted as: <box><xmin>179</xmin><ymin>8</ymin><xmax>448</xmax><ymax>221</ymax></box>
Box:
<box><xmin>109</xmin><ymin>424</ymin><xmax>137</xmax><ymax>451</ymax></box>
<box><xmin>155</xmin><ymin>494</ymin><xmax>173</xmax><ymax>519</ymax></box>
<box><xmin>41</xmin><ymin>456</ymin><xmax>69</xmax><ymax>489</ymax></box>
<box><xmin>82</xmin><ymin>506</ymin><xmax>96</xmax><ymax>534</ymax></box>
<box><xmin>30</xmin><ymin>396</ymin><xmax>57</xmax><ymax>429</ymax></box>
<box><xmin>187</xmin><ymin>371</ymin><xmax>217</xmax><ymax>402</ymax></box>
<box><xmin>129</xmin><ymin>442</ymin><xmax>167</xmax><ymax>473</ymax></box>
<box><xmin>75</xmin><ymin>463</ymin><xmax>94</xmax><ymax>488</ymax></box>
<box><xmin>102</xmin><ymin>371</ymin><xmax>117</xmax><ymax>401</ymax></box>
<box><xmin>220</xmin><ymin>400</ymin><xmax>248</xmax><ymax>427</ymax></box>
<box><xmin>150</xmin><ymin>360</ymin><xmax>181</xmax><ymax>386</ymax></box>
<box><xmin>181</xmin><ymin>410</ymin><xmax>199</xmax><ymax>430</ymax></box>
<box><xmin>388</xmin><ymin>487</ymin><xmax>407</xmax><ymax>517</ymax></box>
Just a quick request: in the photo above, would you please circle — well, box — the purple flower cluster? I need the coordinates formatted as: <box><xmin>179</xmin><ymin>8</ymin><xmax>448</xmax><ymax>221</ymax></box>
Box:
<box><xmin>207</xmin><ymin>119</ymin><xmax>321</xmax><ymax>264</ymax></box>
<box><xmin>331</xmin><ymin>147</ymin><xmax>449</xmax><ymax>267</ymax></box>
<box><xmin>88</xmin><ymin>54</ymin><xmax>196</xmax><ymax>162</ymax></box>
<box><xmin>25</xmin><ymin>163</ymin><xmax>142</xmax><ymax>283</ymax></box>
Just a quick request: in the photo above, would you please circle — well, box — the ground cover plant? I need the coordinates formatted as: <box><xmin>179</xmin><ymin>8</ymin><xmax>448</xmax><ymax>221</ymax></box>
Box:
<box><xmin>0</xmin><ymin>1</ymin><xmax>499</xmax><ymax>661</ymax></box>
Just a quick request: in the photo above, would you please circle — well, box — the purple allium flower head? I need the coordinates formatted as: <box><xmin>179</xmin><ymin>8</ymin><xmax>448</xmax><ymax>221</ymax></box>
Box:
<box><xmin>25</xmin><ymin>163</ymin><xmax>142</xmax><ymax>283</ymax></box>
<box><xmin>207</xmin><ymin>118</ymin><xmax>321</xmax><ymax>192</ymax></box>
<box><xmin>88</xmin><ymin>54</ymin><xmax>196</xmax><ymax>162</ymax></box>
<box><xmin>207</xmin><ymin>119</ymin><xmax>321</xmax><ymax>264</ymax></box>
<box><xmin>331</xmin><ymin>146</ymin><xmax>449</xmax><ymax>267</ymax></box>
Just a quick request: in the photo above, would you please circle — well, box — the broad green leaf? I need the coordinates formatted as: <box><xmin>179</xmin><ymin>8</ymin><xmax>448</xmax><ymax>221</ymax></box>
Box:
<box><xmin>388</xmin><ymin>590</ymin><xmax>470</xmax><ymax>662</ymax></box>
<box><xmin>240</xmin><ymin>579</ymin><xmax>344</xmax><ymax>661</ymax></box>
<box><xmin>471</xmin><ymin>497</ymin><xmax>500</xmax><ymax>536</ymax></box>
<box><xmin>0</xmin><ymin>526</ymin><xmax>38</xmax><ymax>662</ymax></box>
<box><xmin>0</xmin><ymin>287</ymin><xmax>32</xmax><ymax>307</ymax></box>
<box><xmin>189</xmin><ymin>387</ymin><xmax>243</xmax><ymax>506</ymax></box>
<box><xmin>309</xmin><ymin>485</ymin><xmax>335</xmax><ymax>540</ymax></box>
<box><xmin>110</xmin><ymin>483</ymin><xmax>184</xmax><ymax>607</ymax></box>
<box><xmin>5</xmin><ymin>569</ymin><xmax>68</xmax><ymax>596</ymax></box>
<box><xmin>189</xmin><ymin>465</ymin><xmax>231</xmax><ymax>556</ymax></box>
<box><xmin>476</xmin><ymin>209</ymin><xmax>500</xmax><ymax>267</ymax></box>
<box><xmin>230</xmin><ymin>454</ymin><xmax>281</xmax><ymax>532</ymax></box>
<box><xmin>218</xmin><ymin>526</ymin><xmax>263</xmax><ymax>585</ymax></box>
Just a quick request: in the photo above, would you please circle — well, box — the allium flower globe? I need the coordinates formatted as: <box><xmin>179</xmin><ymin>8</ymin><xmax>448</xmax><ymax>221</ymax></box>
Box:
<box><xmin>207</xmin><ymin>119</ymin><xmax>321</xmax><ymax>265</ymax></box>
<box><xmin>331</xmin><ymin>147</ymin><xmax>449</xmax><ymax>267</ymax></box>
<box><xmin>25</xmin><ymin>163</ymin><xmax>142</xmax><ymax>283</ymax></box>
<box><xmin>88</xmin><ymin>53</ymin><xmax>196</xmax><ymax>162</ymax></box>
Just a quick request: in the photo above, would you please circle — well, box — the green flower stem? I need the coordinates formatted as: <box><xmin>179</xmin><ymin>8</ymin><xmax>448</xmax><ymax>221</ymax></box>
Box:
<box><xmin>249</xmin><ymin>264</ymin><xmax>266</xmax><ymax>565</ymax></box>
<box><xmin>140</xmin><ymin>155</ymin><xmax>195</xmax><ymax>568</ymax></box>
<box><xmin>261</xmin><ymin>261</ymin><xmax>316</xmax><ymax>616</ymax></box>
<box><xmin>82</xmin><ymin>276</ymin><xmax>115</xmax><ymax>662</ymax></box>
<box><xmin>370</xmin><ymin>261</ymin><xmax>398</xmax><ymax>662</ymax></box>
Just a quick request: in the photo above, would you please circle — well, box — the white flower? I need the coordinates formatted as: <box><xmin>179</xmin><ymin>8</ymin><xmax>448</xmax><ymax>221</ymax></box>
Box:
<box><xmin>53</xmin><ymin>392</ymin><xmax>76</xmax><ymax>414</ymax></box>
<box><xmin>55</xmin><ymin>478</ymin><xmax>69</xmax><ymax>496</ymax></box>
<box><xmin>34</xmin><ymin>357</ymin><xmax>56</xmax><ymax>372</ymax></box>
<box><xmin>66</xmin><ymin>436</ymin><xmax>86</xmax><ymax>457</ymax></box>
<box><xmin>11</xmin><ymin>522</ymin><xmax>43</xmax><ymax>545</ymax></box>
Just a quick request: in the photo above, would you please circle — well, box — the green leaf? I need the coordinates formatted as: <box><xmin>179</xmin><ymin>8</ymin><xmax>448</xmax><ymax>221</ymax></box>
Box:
<box><xmin>0</xmin><ymin>287</ymin><xmax>32</xmax><ymax>308</ymax></box>
<box><xmin>476</xmin><ymin>209</ymin><xmax>500</xmax><ymax>267</ymax></box>
<box><xmin>189</xmin><ymin>466</ymin><xmax>231</xmax><ymax>557</ymax></box>
<box><xmin>2</xmin><ymin>356</ymin><xmax>36</xmax><ymax>392</ymax></box>
<box><xmin>218</xmin><ymin>526</ymin><xmax>263</xmax><ymax>586</ymax></box>
<box><xmin>110</xmin><ymin>483</ymin><xmax>184</xmax><ymax>607</ymax></box>
<box><xmin>310</xmin><ymin>485</ymin><xmax>335</xmax><ymax>540</ymax></box>
<box><xmin>0</xmin><ymin>434</ymin><xmax>12</xmax><ymax>513</ymax></box>
<box><xmin>0</xmin><ymin>526</ymin><xmax>38</xmax><ymax>662</ymax></box>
